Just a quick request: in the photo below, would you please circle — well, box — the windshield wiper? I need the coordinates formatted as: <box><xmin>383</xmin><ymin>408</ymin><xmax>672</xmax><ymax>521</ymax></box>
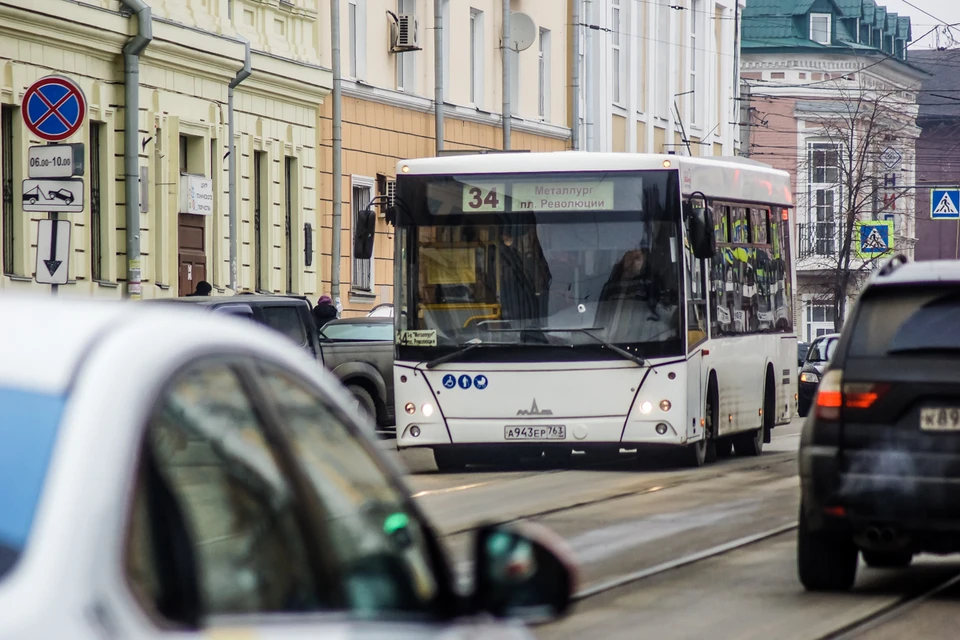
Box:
<box><xmin>425</xmin><ymin>339</ymin><xmax>484</xmax><ymax>369</ymax></box>
<box><xmin>545</xmin><ymin>327</ymin><xmax>646</xmax><ymax>366</ymax></box>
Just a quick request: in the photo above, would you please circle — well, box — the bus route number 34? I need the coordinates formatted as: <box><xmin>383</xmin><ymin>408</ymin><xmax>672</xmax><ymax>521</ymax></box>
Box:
<box><xmin>462</xmin><ymin>183</ymin><xmax>506</xmax><ymax>212</ymax></box>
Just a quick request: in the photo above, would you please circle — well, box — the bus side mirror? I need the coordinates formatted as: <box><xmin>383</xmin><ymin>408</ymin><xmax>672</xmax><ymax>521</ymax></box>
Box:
<box><xmin>686</xmin><ymin>203</ymin><xmax>716</xmax><ymax>260</ymax></box>
<box><xmin>354</xmin><ymin>206</ymin><xmax>376</xmax><ymax>260</ymax></box>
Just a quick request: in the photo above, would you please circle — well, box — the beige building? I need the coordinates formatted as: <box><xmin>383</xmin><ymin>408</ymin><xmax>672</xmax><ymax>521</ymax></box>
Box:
<box><xmin>320</xmin><ymin>0</ymin><xmax>571</xmax><ymax>315</ymax></box>
<box><xmin>0</xmin><ymin>0</ymin><xmax>330</xmax><ymax>298</ymax></box>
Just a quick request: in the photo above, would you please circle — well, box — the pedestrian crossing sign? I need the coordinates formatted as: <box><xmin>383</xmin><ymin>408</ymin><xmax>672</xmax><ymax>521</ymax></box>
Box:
<box><xmin>931</xmin><ymin>189</ymin><xmax>960</xmax><ymax>219</ymax></box>
<box><xmin>855</xmin><ymin>220</ymin><xmax>894</xmax><ymax>259</ymax></box>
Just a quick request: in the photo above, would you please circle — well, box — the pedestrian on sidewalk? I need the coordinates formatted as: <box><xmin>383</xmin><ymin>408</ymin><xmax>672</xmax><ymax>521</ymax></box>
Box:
<box><xmin>187</xmin><ymin>280</ymin><xmax>212</xmax><ymax>296</ymax></box>
<box><xmin>313</xmin><ymin>294</ymin><xmax>338</xmax><ymax>329</ymax></box>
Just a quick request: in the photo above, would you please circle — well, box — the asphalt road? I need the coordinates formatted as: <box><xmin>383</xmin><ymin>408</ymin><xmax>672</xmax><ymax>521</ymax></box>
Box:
<box><xmin>378</xmin><ymin>420</ymin><xmax>960</xmax><ymax>638</ymax></box>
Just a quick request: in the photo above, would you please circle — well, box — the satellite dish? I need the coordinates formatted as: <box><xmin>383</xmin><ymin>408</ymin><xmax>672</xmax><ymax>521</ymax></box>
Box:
<box><xmin>509</xmin><ymin>12</ymin><xmax>537</xmax><ymax>52</ymax></box>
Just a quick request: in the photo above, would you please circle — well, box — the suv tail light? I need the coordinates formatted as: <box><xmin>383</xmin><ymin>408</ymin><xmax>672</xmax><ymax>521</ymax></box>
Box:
<box><xmin>814</xmin><ymin>370</ymin><xmax>889</xmax><ymax>420</ymax></box>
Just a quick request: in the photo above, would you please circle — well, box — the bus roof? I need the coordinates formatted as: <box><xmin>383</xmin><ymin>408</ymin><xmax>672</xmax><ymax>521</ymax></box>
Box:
<box><xmin>396</xmin><ymin>152</ymin><xmax>794</xmax><ymax>208</ymax></box>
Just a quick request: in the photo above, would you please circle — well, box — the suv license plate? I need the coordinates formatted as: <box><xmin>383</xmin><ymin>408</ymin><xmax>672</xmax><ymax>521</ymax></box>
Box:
<box><xmin>504</xmin><ymin>426</ymin><xmax>566</xmax><ymax>440</ymax></box>
<box><xmin>920</xmin><ymin>407</ymin><xmax>960</xmax><ymax>432</ymax></box>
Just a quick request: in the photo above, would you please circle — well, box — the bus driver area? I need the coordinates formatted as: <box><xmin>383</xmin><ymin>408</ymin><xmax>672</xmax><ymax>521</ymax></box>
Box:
<box><xmin>391</xmin><ymin>152</ymin><xmax>796</xmax><ymax>470</ymax></box>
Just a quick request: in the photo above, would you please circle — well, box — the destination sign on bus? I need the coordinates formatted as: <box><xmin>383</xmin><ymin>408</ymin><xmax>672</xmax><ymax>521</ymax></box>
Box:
<box><xmin>460</xmin><ymin>180</ymin><xmax>615</xmax><ymax>213</ymax></box>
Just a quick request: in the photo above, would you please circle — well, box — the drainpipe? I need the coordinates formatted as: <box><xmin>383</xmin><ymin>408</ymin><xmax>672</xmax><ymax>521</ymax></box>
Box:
<box><xmin>119</xmin><ymin>0</ymin><xmax>152</xmax><ymax>299</ymax></box>
<box><xmin>571</xmin><ymin>0</ymin><xmax>580</xmax><ymax>150</ymax></box>
<box><xmin>228</xmin><ymin>39</ymin><xmax>252</xmax><ymax>292</ymax></box>
<box><xmin>502</xmin><ymin>0</ymin><xmax>512</xmax><ymax>150</ymax></box>
<box><xmin>330</xmin><ymin>0</ymin><xmax>344</xmax><ymax>311</ymax></box>
<box><xmin>434</xmin><ymin>0</ymin><xmax>444</xmax><ymax>154</ymax></box>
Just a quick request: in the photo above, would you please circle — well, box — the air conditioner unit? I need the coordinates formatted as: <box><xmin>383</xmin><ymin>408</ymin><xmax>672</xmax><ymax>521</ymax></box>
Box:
<box><xmin>385</xmin><ymin>179</ymin><xmax>397</xmax><ymax>214</ymax></box>
<box><xmin>389</xmin><ymin>13</ymin><xmax>421</xmax><ymax>52</ymax></box>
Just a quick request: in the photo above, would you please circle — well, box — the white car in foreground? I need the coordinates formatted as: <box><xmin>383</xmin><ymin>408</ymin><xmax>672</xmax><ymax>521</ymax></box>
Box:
<box><xmin>0</xmin><ymin>297</ymin><xmax>575</xmax><ymax>639</ymax></box>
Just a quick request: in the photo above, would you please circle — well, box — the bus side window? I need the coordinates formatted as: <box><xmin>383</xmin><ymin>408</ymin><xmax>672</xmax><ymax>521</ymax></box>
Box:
<box><xmin>685</xmin><ymin>246</ymin><xmax>708</xmax><ymax>351</ymax></box>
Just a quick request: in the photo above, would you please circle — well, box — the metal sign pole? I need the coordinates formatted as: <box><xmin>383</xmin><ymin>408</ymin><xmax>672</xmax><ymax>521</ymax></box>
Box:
<box><xmin>47</xmin><ymin>141</ymin><xmax>58</xmax><ymax>296</ymax></box>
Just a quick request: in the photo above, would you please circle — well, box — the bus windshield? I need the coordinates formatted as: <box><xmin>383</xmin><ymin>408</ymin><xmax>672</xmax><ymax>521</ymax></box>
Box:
<box><xmin>395</xmin><ymin>170</ymin><xmax>684</xmax><ymax>361</ymax></box>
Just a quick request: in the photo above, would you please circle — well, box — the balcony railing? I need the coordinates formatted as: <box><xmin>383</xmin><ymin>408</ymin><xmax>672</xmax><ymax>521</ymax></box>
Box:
<box><xmin>797</xmin><ymin>222</ymin><xmax>837</xmax><ymax>260</ymax></box>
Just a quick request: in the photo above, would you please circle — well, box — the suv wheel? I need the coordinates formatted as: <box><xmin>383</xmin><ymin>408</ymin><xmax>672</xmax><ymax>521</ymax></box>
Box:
<box><xmin>797</xmin><ymin>507</ymin><xmax>858</xmax><ymax>591</ymax></box>
<box><xmin>862</xmin><ymin>550</ymin><xmax>913</xmax><ymax>569</ymax></box>
<box><xmin>347</xmin><ymin>384</ymin><xmax>378</xmax><ymax>425</ymax></box>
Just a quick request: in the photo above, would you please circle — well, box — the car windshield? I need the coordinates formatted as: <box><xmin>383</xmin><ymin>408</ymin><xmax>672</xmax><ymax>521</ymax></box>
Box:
<box><xmin>807</xmin><ymin>337</ymin><xmax>837</xmax><ymax>362</ymax></box>
<box><xmin>396</xmin><ymin>170</ymin><xmax>682</xmax><ymax>359</ymax></box>
<box><xmin>322</xmin><ymin>322</ymin><xmax>393</xmax><ymax>341</ymax></box>
<box><xmin>849</xmin><ymin>288</ymin><xmax>960</xmax><ymax>356</ymax></box>
<box><xmin>0</xmin><ymin>387</ymin><xmax>65</xmax><ymax>580</ymax></box>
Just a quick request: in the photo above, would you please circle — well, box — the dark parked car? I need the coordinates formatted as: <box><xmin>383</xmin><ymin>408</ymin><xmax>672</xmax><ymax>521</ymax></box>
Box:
<box><xmin>154</xmin><ymin>295</ymin><xmax>396</xmax><ymax>429</ymax></box>
<box><xmin>797</xmin><ymin>333</ymin><xmax>839</xmax><ymax>417</ymax></box>
<box><xmin>798</xmin><ymin>255</ymin><xmax>960</xmax><ymax>591</ymax></box>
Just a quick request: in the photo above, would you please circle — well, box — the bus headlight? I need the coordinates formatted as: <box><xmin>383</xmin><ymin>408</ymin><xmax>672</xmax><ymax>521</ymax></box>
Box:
<box><xmin>405</xmin><ymin>402</ymin><xmax>416</xmax><ymax>414</ymax></box>
<box><xmin>660</xmin><ymin>400</ymin><xmax>672</xmax><ymax>412</ymax></box>
<box><xmin>640</xmin><ymin>401</ymin><xmax>653</xmax><ymax>414</ymax></box>
<box><xmin>421</xmin><ymin>403</ymin><xmax>435</xmax><ymax>417</ymax></box>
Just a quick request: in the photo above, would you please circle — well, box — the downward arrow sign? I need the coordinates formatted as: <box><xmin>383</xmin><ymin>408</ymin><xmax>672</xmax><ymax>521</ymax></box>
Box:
<box><xmin>45</xmin><ymin>220</ymin><xmax>60</xmax><ymax>277</ymax></box>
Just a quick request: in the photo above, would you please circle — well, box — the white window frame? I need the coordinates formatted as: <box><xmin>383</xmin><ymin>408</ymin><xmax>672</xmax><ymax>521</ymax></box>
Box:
<box><xmin>689</xmin><ymin>0</ymin><xmax>702</xmax><ymax>126</ymax></box>
<box><xmin>351</xmin><ymin>175</ymin><xmax>375</xmax><ymax>293</ymax></box>
<box><xmin>810</xmin><ymin>13</ymin><xmax>831</xmax><ymax>45</ymax></box>
<box><xmin>656</xmin><ymin>0</ymin><xmax>670</xmax><ymax>119</ymax></box>
<box><xmin>538</xmin><ymin>27</ymin><xmax>551</xmax><ymax>119</ymax></box>
<box><xmin>441</xmin><ymin>0</ymin><xmax>450</xmax><ymax>94</ymax></box>
<box><xmin>611</xmin><ymin>0</ymin><xmax>623</xmax><ymax>106</ymax></box>
<box><xmin>348</xmin><ymin>0</ymin><xmax>367</xmax><ymax>81</ymax></box>
<box><xmin>805</xmin><ymin>141</ymin><xmax>842</xmax><ymax>258</ymax></box>
<box><xmin>397</xmin><ymin>0</ymin><xmax>416</xmax><ymax>92</ymax></box>
<box><xmin>470</xmin><ymin>9</ymin><xmax>485</xmax><ymax>107</ymax></box>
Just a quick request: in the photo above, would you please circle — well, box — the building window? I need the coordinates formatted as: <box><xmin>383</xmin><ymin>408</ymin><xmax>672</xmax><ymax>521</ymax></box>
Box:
<box><xmin>804</xmin><ymin>142</ymin><xmax>841</xmax><ymax>258</ymax></box>
<box><xmin>611</xmin><ymin>0</ymin><xmax>622</xmax><ymax>105</ymax></box>
<box><xmin>90</xmin><ymin>122</ymin><xmax>103</xmax><ymax>282</ymax></box>
<box><xmin>285</xmin><ymin>157</ymin><xmax>295</xmax><ymax>294</ymax></box>
<box><xmin>1</xmin><ymin>105</ymin><xmax>16</xmax><ymax>275</ymax></box>
<box><xmin>470</xmin><ymin>9</ymin><xmax>485</xmax><ymax>107</ymax></box>
<box><xmin>179</xmin><ymin>135</ymin><xmax>189</xmax><ymax>174</ymax></box>
<box><xmin>810</xmin><ymin>13</ymin><xmax>831</xmax><ymax>45</ymax></box>
<box><xmin>397</xmin><ymin>0</ymin><xmax>416</xmax><ymax>91</ymax></box>
<box><xmin>253</xmin><ymin>150</ymin><xmax>265</xmax><ymax>292</ymax></box>
<box><xmin>656</xmin><ymin>0</ymin><xmax>670</xmax><ymax>119</ymax></box>
<box><xmin>348</xmin><ymin>0</ymin><xmax>366</xmax><ymax>80</ymax></box>
<box><xmin>352</xmin><ymin>178</ymin><xmax>374</xmax><ymax>292</ymax></box>
<box><xmin>690</xmin><ymin>0</ymin><xmax>701</xmax><ymax>125</ymax></box>
<box><xmin>441</xmin><ymin>0</ymin><xmax>450</xmax><ymax>94</ymax></box>
<box><xmin>538</xmin><ymin>28</ymin><xmax>551</xmax><ymax>119</ymax></box>
<box><xmin>805</xmin><ymin>302</ymin><xmax>836</xmax><ymax>342</ymax></box>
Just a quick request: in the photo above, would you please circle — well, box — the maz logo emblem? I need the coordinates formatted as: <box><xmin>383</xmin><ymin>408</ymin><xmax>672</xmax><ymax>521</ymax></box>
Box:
<box><xmin>517</xmin><ymin>399</ymin><xmax>553</xmax><ymax>416</ymax></box>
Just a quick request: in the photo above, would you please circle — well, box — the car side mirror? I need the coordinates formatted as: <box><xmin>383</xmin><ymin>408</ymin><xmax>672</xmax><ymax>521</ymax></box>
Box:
<box><xmin>684</xmin><ymin>197</ymin><xmax>716</xmax><ymax>260</ymax></box>
<box><xmin>471</xmin><ymin>522</ymin><xmax>576</xmax><ymax>623</ymax></box>
<box><xmin>354</xmin><ymin>205</ymin><xmax>376</xmax><ymax>260</ymax></box>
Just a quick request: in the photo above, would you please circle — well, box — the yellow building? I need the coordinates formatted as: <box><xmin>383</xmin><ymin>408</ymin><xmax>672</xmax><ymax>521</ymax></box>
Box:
<box><xmin>320</xmin><ymin>0</ymin><xmax>571</xmax><ymax>315</ymax></box>
<box><xmin>0</xmin><ymin>0</ymin><xmax>330</xmax><ymax>298</ymax></box>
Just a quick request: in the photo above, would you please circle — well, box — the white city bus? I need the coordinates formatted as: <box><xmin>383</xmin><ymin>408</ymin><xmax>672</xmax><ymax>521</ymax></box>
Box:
<box><xmin>389</xmin><ymin>152</ymin><xmax>796</xmax><ymax>470</ymax></box>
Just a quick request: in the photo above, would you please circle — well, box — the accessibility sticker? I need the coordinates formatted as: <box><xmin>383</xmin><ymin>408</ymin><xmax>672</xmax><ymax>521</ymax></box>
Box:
<box><xmin>442</xmin><ymin>374</ymin><xmax>456</xmax><ymax>389</ymax></box>
<box><xmin>855</xmin><ymin>220</ymin><xmax>894</xmax><ymax>259</ymax></box>
<box><xmin>458</xmin><ymin>375</ymin><xmax>472</xmax><ymax>389</ymax></box>
<box><xmin>474</xmin><ymin>374</ymin><xmax>489</xmax><ymax>390</ymax></box>
<box><xmin>931</xmin><ymin>189</ymin><xmax>960</xmax><ymax>220</ymax></box>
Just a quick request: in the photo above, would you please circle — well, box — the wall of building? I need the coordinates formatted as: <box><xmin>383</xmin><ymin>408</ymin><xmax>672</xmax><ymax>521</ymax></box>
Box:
<box><xmin>915</xmin><ymin>120</ymin><xmax>960</xmax><ymax>260</ymax></box>
<box><xmin>576</xmin><ymin>0</ymin><xmax>743</xmax><ymax>156</ymax></box>
<box><xmin>0</xmin><ymin>0</ymin><xmax>329</xmax><ymax>298</ymax></box>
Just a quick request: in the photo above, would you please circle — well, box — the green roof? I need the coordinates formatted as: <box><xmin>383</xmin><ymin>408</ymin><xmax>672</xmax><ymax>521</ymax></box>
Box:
<box><xmin>742</xmin><ymin>0</ymin><xmax>911</xmax><ymax>60</ymax></box>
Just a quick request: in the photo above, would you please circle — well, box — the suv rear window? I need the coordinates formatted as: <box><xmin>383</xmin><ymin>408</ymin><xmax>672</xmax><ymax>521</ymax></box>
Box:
<box><xmin>849</xmin><ymin>288</ymin><xmax>960</xmax><ymax>357</ymax></box>
<box><xmin>262</xmin><ymin>306</ymin><xmax>308</xmax><ymax>347</ymax></box>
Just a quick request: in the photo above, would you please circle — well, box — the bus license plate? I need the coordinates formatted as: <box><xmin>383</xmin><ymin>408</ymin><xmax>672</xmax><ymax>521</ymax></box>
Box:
<box><xmin>920</xmin><ymin>407</ymin><xmax>960</xmax><ymax>431</ymax></box>
<box><xmin>504</xmin><ymin>426</ymin><xmax>566</xmax><ymax>440</ymax></box>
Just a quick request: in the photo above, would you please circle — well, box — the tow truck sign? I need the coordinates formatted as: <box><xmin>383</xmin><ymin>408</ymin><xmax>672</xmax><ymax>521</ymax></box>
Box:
<box><xmin>22</xmin><ymin>179</ymin><xmax>84</xmax><ymax>213</ymax></box>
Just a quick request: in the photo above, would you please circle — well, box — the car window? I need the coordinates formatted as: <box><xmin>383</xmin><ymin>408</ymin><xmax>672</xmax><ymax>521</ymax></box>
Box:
<box><xmin>0</xmin><ymin>387</ymin><xmax>65</xmax><ymax>580</ymax></box>
<box><xmin>262</xmin><ymin>306</ymin><xmax>308</xmax><ymax>346</ymax></box>
<box><xmin>848</xmin><ymin>289</ymin><xmax>955</xmax><ymax>357</ymax></box>
<box><xmin>257</xmin><ymin>365</ymin><xmax>441</xmax><ymax>618</ymax></box>
<box><xmin>321</xmin><ymin>322</ymin><xmax>393</xmax><ymax>341</ymax></box>
<box><xmin>126</xmin><ymin>363</ymin><xmax>323</xmax><ymax>619</ymax></box>
<box><xmin>807</xmin><ymin>337</ymin><xmax>836</xmax><ymax>363</ymax></box>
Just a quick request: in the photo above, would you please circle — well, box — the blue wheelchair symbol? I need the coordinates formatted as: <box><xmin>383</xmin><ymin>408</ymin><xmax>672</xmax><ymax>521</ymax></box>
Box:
<box><xmin>442</xmin><ymin>374</ymin><xmax>456</xmax><ymax>389</ymax></box>
<box><xmin>474</xmin><ymin>375</ymin><xmax>488</xmax><ymax>390</ymax></box>
<box><xmin>458</xmin><ymin>375</ymin><xmax>472</xmax><ymax>389</ymax></box>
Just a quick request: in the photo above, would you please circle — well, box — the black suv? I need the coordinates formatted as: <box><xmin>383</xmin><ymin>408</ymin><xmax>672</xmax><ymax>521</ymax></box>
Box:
<box><xmin>798</xmin><ymin>255</ymin><xmax>960</xmax><ymax>591</ymax></box>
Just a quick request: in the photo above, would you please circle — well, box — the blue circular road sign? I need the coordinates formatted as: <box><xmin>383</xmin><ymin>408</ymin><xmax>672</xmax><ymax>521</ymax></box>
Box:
<box><xmin>22</xmin><ymin>76</ymin><xmax>87</xmax><ymax>142</ymax></box>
